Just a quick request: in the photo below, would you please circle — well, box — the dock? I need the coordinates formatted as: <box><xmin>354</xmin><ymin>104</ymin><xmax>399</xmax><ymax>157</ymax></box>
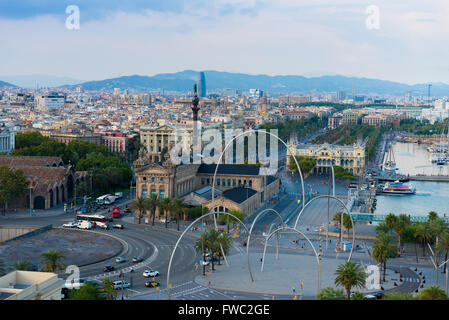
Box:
<box><xmin>409</xmin><ymin>175</ymin><xmax>449</xmax><ymax>182</ymax></box>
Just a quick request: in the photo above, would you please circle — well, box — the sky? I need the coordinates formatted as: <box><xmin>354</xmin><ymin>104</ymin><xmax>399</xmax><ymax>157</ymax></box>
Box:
<box><xmin>0</xmin><ymin>0</ymin><xmax>448</xmax><ymax>84</ymax></box>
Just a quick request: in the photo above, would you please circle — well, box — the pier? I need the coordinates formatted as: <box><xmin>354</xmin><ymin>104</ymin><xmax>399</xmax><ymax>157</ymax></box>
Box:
<box><xmin>409</xmin><ymin>175</ymin><xmax>449</xmax><ymax>182</ymax></box>
<box><xmin>351</xmin><ymin>213</ymin><xmax>449</xmax><ymax>224</ymax></box>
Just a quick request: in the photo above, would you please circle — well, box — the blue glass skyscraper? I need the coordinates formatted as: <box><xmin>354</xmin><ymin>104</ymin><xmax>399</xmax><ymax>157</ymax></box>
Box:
<box><xmin>198</xmin><ymin>72</ymin><xmax>206</xmax><ymax>98</ymax></box>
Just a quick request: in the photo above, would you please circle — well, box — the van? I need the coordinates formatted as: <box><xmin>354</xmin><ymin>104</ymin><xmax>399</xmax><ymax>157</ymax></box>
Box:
<box><xmin>77</xmin><ymin>221</ymin><xmax>92</xmax><ymax>230</ymax></box>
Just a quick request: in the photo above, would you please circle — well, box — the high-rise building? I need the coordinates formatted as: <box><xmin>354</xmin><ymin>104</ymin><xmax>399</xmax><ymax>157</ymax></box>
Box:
<box><xmin>143</xmin><ymin>93</ymin><xmax>152</xmax><ymax>106</ymax></box>
<box><xmin>198</xmin><ymin>72</ymin><xmax>206</xmax><ymax>98</ymax></box>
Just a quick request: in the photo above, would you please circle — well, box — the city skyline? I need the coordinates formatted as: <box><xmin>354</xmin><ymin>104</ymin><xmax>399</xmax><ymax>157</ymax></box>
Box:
<box><xmin>1</xmin><ymin>1</ymin><xmax>449</xmax><ymax>84</ymax></box>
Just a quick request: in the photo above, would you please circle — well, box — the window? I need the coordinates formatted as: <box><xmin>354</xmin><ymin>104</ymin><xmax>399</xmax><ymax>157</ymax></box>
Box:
<box><xmin>151</xmin><ymin>177</ymin><xmax>155</xmax><ymax>182</ymax></box>
<box><xmin>151</xmin><ymin>189</ymin><xmax>156</xmax><ymax>196</ymax></box>
<box><xmin>159</xmin><ymin>190</ymin><xmax>165</xmax><ymax>199</ymax></box>
<box><xmin>238</xmin><ymin>179</ymin><xmax>242</xmax><ymax>186</ymax></box>
<box><xmin>142</xmin><ymin>189</ymin><xmax>148</xmax><ymax>198</ymax></box>
<box><xmin>217</xmin><ymin>179</ymin><xmax>220</xmax><ymax>186</ymax></box>
<box><xmin>249</xmin><ymin>180</ymin><xmax>252</xmax><ymax>188</ymax></box>
<box><xmin>201</xmin><ymin>178</ymin><xmax>205</xmax><ymax>185</ymax></box>
<box><xmin>143</xmin><ymin>177</ymin><xmax>147</xmax><ymax>181</ymax></box>
<box><xmin>227</xmin><ymin>179</ymin><xmax>231</xmax><ymax>186</ymax></box>
<box><xmin>222</xmin><ymin>179</ymin><xmax>226</xmax><ymax>186</ymax></box>
<box><xmin>160</xmin><ymin>177</ymin><xmax>164</xmax><ymax>182</ymax></box>
<box><xmin>233</xmin><ymin>179</ymin><xmax>236</xmax><ymax>186</ymax></box>
<box><xmin>207</xmin><ymin>178</ymin><xmax>210</xmax><ymax>185</ymax></box>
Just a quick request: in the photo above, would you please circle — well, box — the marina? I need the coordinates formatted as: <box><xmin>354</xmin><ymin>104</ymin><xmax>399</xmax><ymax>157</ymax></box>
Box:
<box><xmin>374</xmin><ymin>141</ymin><xmax>449</xmax><ymax>217</ymax></box>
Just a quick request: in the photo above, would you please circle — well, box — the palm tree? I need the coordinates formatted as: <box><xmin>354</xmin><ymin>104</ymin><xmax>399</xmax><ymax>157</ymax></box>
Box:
<box><xmin>384</xmin><ymin>213</ymin><xmax>398</xmax><ymax>237</ymax></box>
<box><xmin>102</xmin><ymin>278</ymin><xmax>117</xmax><ymax>300</ymax></box>
<box><xmin>171</xmin><ymin>198</ymin><xmax>185</xmax><ymax>231</ymax></box>
<box><xmin>333</xmin><ymin>212</ymin><xmax>344</xmax><ymax>241</ymax></box>
<box><xmin>131</xmin><ymin>196</ymin><xmax>148</xmax><ymax>225</ymax></box>
<box><xmin>343</xmin><ymin>213</ymin><xmax>353</xmax><ymax>240</ymax></box>
<box><xmin>316</xmin><ymin>287</ymin><xmax>346</xmax><ymax>300</ymax></box>
<box><xmin>194</xmin><ymin>232</ymin><xmax>211</xmax><ymax>276</ymax></box>
<box><xmin>417</xmin><ymin>285</ymin><xmax>448</xmax><ymax>300</ymax></box>
<box><xmin>40</xmin><ymin>249</ymin><xmax>66</xmax><ymax>272</ymax></box>
<box><xmin>0</xmin><ymin>259</ymin><xmax>6</xmax><ymax>276</ymax></box>
<box><xmin>334</xmin><ymin>261</ymin><xmax>367</xmax><ymax>299</ymax></box>
<box><xmin>393</xmin><ymin>214</ymin><xmax>411</xmax><ymax>255</ymax></box>
<box><xmin>13</xmin><ymin>260</ymin><xmax>35</xmax><ymax>271</ymax></box>
<box><xmin>428</xmin><ymin>211</ymin><xmax>439</xmax><ymax>222</ymax></box>
<box><xmin>147</xmin><ymin>194</ymin><xmax>159</xmax><ymax>226</ymax></box>
<box><xmin>372</xmin><ymin>233</ymin><xmax>396</xmax><ymax>283</ymax></box>
<box><xmin>159</xmin><ymin>197</ymin><xmax>172</xmax><ymax>228</ymax></box>
<box><xmin>215</xmin><ymin>231</ymin><xmax>233</xmax><ymax>265</ymax></box>
<box><xmin>415</xmin><ymin>223</ymin><xmax>433</xmax><ymax>256</ymax></box>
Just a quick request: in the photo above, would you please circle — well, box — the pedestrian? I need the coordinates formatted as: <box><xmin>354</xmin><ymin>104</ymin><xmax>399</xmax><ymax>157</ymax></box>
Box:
<box><xmin>292</xmin><ymin>287</ymin><xmax>295</xmax><ymax>294</ymax></box>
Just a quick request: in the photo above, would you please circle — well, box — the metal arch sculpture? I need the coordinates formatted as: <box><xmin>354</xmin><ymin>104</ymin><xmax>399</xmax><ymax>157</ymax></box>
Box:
<box><xmin>293</xmin><ymin>194</ymin><xmax>356</xmax><ymax>261</ymax></box>
<box><xmin>261</xmin><ymin>222</ymin><xmax>280</xmax><ymax>271</ymax></box>
<box><xmin>246</xmin><ymin>208</ymin><xmax>285</xmax><ymax>281</ymax></box>
<box><xmin>264</xmin><ymin>226</ymin><xmax>323</xmax><ymax>293</ymax></box>
<box><xmin>210</xmin><ymin>129</ymin><xmax>306</xmax><ymax>222</ymax></box>
<box><xmin>166</xmin><ymin>211</ymin><xmax>252</xmax><ymax>300</ymax></box>
<box><xmin>209</xmin><ymin>129</ymin><xmax>306</xmax><ymax>268</ymax></box>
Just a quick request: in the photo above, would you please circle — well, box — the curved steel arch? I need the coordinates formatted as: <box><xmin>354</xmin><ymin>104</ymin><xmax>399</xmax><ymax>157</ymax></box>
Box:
<box><xmin>210</xmin><ymin>129</ymin><xmax>306</xmax><ymax>223</ymax></box>
<box><xmin>246</xmin><ymin>208</ymin><xmax>285</xmax><ymax>281</ymax></box>
<box><xmin>166</xmin><ymin>211</ymin><xmax>252</xmax><ymax>299</ymax></box>
<box><xmin>293</xmin><ymin>194</ymin><xmax>355</xmax><ymax>261</ymax></box>
<box><xmin>264</xmin><ymin>226</ymin><xmax>322</xmax><ymax>293</ymax></box>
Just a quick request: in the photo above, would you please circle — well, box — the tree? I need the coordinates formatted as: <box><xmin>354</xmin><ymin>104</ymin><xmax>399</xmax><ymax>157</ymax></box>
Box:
<box><xmin>350</xmin><ymin>292</ymin><xmax>367</xmax><ymax>300</ymax></box>
<box><xmin>316</xmin><ymin>287</ymin><xmax>346</xmax><ymax>300</ymax></box>
<box><xmin>13</xmin><ymin>260</ymin><xmax>35</xmax><ymax>271</ymax></box>
<box><xmin>132</xmin><ymin>196</ymin><xmax>148</xmax><ymax>225</ymax></box>
<box><xmin>69</xmin><ymin>282</ymin><xmax>102</xmax><ymax>300</ymax></box>
<box><xmin>428</xmin><ymin>211</ymin><xmax>439</xmax><ymax>222</ymax></box>
<box><xmin>0</xmin><ymin>259</ymin><xmax>6</xmax><ymax>276</ymax></box>
<box><xmin>372</xmin><ymin>233</ymin><xmax>396</xmax><ymax>283</ymax></box>
<box><xmin>334</xmin><ymin>261</ymin><xmax>367</xmax><ymax>299</ymax></box>
<box><xmin>384</xmin><ymin>213</ymin><xmax>398</xmax><ymax>237</ymax></box>
<box><xmin>102</xmin><ymin>278</ymin><xmax>117</xmax><ymax>300</ymax></box>
<box><xmin>194</xmin><ymin>232</ymin><xmax>211</xmax><ymax>276</ymax></box>
<box><xmin>0</xmin><ymin>166</ymin><xmax>29</xmax><ymax>214</ymax></box>
<box><xmin>215</xmin><ymin>231</ymin><xmax>233</xmax><ymax>265</ymax></box>
<box><xmin>159</xmin><ymin>197</ymin><xmax>172</xmax><ymax>228</ymax></box>
<box><xmin>415</xmin><ymin>223</ymin><xmax>433</xmax><ymax>256</ymax></box>
<box><xmin>147</xmin><ymin>194</ymin><xmax>159</xmax><ymax>226</ymax></box>
<box><xmin>171</xmin><ymin>198</ymin><xmax>185</xmax><ymax>231</ymax></box>
<box><xmin>393</xmin><ymin>214</ymin><xmax>411</xmax><ymax>255</ymax></box>
<box><xmin>40</xmin><ymin>249</ymin><xmax>66</xmax><ymax>272</ymax></box>
<box><xmin>417</xmin><ymin>285</ymin><xmax>448</xmax><ymax>300</ymax></box>
<box><xmin>218</xmin><ymin>209</ymin><xmax>245</xmax><ymax>233</ymax></box>
<box><xmin>77</xmin><ymin>181</ymin><xmax>90</xmax><ymax>197</ymax></box>
<box><xmin>343</xmin><ymin>213</ymin><xmax>353</xmax><ymax>239</ymax></box>
<box><xmin>383</xmin><ymin>292</ymin><xmax>416</xmax><ymax>300</ymax></box>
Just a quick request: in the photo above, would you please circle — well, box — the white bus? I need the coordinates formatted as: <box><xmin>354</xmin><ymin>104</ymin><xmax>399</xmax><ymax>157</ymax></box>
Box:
<box><xmin>76</xmin><ymin>214</ymin><xmax>107</xmax><ymax>223</ymax></box>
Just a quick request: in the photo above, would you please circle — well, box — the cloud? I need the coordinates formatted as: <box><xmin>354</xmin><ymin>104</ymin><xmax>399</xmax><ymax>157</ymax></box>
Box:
<box><xmin>1</xmin><ymin>1</ymin><xmax>449</xmax><ymax>84</ymax></box>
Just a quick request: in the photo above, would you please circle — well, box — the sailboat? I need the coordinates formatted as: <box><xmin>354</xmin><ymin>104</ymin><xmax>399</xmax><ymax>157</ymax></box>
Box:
<box><xmin>383</xmin><ymin>130</ymin><xmax>398</xmax><ymax>171</ymax></box>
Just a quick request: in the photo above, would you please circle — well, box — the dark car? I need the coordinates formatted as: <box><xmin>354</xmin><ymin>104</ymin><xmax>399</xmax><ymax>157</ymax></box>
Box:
<box><xmin>103</xmin><ymin>265</ymin><xmax>114</xmax><ymax>272</ymax></box>
<box><xmin>124</xmin><ymin>207</ymin><xmax>131</xmax><ymax>213</ymax></box>
<box><xmin>145</xmin><ymin>281</ymin><xmax>160</xmax><ymax>288</ymax></box>
<box><xmin>132</xmin><ymin>256</ymin><xmax>143</xmax><ymax>263</ymax></box>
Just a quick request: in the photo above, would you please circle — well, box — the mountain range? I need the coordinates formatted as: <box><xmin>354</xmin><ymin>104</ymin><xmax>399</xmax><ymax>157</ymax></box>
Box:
<box><xmin>2</xmin><ymin>70</ymin><xmax>449</xmax><ymax>97</ymax></box>
<box><xmin>0</xmin><ymin>80</ymin><xmax>17</xmax><ymax>88</ymax></box>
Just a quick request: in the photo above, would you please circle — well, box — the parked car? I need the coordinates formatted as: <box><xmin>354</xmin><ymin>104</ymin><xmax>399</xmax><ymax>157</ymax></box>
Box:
<box><xmin>132</xmin><ymin>256</ymin><xmax>143</xmax><ymax>263</ymax></box>
<box><xmin>103</xmin><ymin>265</ymin><xmax>114</xmax><ymax>272</ymax></box>
<box><xmin>77</xmin><ymin>221</ymin><xmax>92</xmax><ymax>230</ymax></box>
<box><xmin>113</xmin><ymin>280</ymin><xmax>131</xmax><ymax>290</ymax></box>
<box><xmin>142</xmin><ymin>269</ymin><xmax>159</xmax><ymax>277</ymax></box>
<box><xmin>124</xmin><ymin>207</ymin><xmax>131</xmax><ymax>213</ymax></box>
<box><xmin>115</xmin><ymin>257</ymin><xmax>126</xmax><ymax>263</ymax></box>
<box><xmin>113</xmin><ymin>224</ymin><xmax>124</xmax><ymax>229</ymax></box>
<box><xmin>145</xmin><ymin>280</ymin><xmax>160</xmax><ymax>288</ymax></box>
<box><xmin>96</xmin><ymin>222</ymin><xmax>109</xmax><ymax>230</ymax></box>
<box><xmin>62</xmin><ymin>221</ymin><xmax>79</xmax><ymax>228</ymax></box>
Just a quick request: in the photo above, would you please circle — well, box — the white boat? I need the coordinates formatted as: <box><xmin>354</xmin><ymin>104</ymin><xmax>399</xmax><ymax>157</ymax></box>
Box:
<box><xmin>379</xmin><ymin>181</ymin><xmax>415</xmax><ymax>195</ymax></box>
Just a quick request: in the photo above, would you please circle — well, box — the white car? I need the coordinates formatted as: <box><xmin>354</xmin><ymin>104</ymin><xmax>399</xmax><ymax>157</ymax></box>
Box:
<box><xmin>113</xmin><ymin>280</ymin><xmax>131</xmax><ymax>290</ymax></box>
<box><xmin>62</xmin><ymin>221</ymin><xmax>79</xmax><ymax>228</ymax></box>
<box><xmin>77</xmin><ymin>221</ymin><xmax>92</xmax><ymax>230</ymax></box>
<box><xmin>142</xmin><ymin>269</ymin><xmax>159</xmax><ymax>277</ymax></box>
<box><xmin>96</xmin><ymin>222</ymin><xmax>108</xmax><ymax>229</ymax></box>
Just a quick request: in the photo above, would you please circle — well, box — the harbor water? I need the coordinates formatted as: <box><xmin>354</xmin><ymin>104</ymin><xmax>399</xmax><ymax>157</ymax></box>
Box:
<box><xmin>374</xmin><ymin>142</ymin><xmax>449</xmax><ymax>217</ymax></box>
